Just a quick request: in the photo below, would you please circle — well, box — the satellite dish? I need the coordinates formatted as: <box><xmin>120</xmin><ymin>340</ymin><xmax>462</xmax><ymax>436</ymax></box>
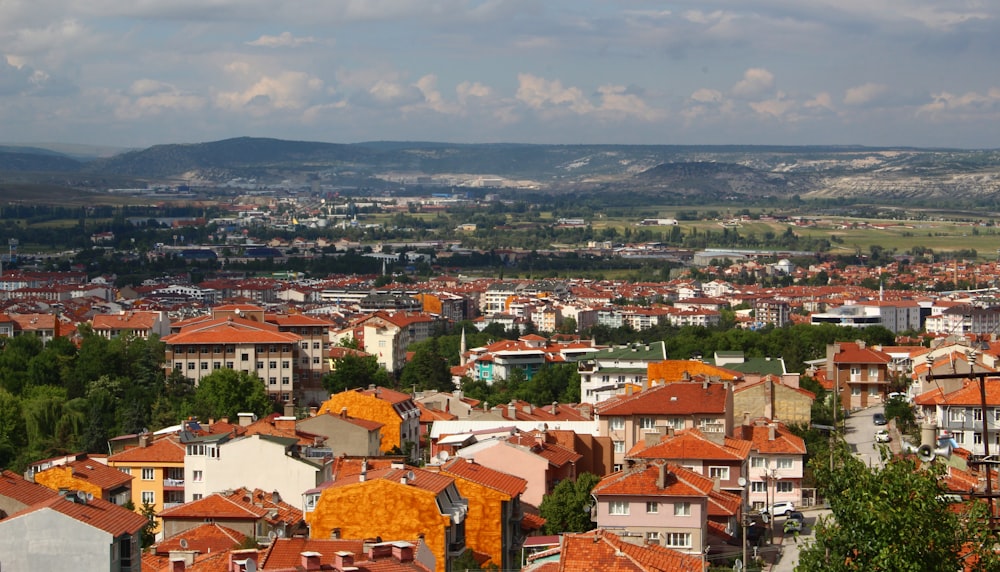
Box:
<box><xmin>406</xmin><ymin>470</ymin><xmax>416</xmax><ymax>482</ymax></box>
<box><xmin>734</xmin><ymin>558</ymin><xmax>743</xmax><ymax>572</ymax></box>
<box><xmin>737</xmin><ymin>477</ymin><xmax>748</xmax><ymax>488</ymax></box>
<box><xmin>276</xmin><ymin>528</ymin><xmax>285</xmax><ymax>538</ymax></box>
<box><xmin>245</xmin><ymin>559</ymin><xmax>257</xmax><ymax>572</ymax></box>
<box><xmin>437</xmin><ymin>450</ymin><xmax>450</xmax><ymax>462</ymax></box>
<box><xmin>267</xmin><ymin>531</ymin><xmax>277</xmax><ymax>541</ymax></box>
<box><xmin>76</xmin><ymin>491</ymin><xmax>88</xmax><ymax>502</ymax></box>
<box><xmin>86</xmin><ymin>492</ymin><xmax>95</xmax><ymax>501</ymax></box>
<box><xmin>179</xmin><ymin>538</ymin><xmax>189</xmax><ymax>549</ymax></box>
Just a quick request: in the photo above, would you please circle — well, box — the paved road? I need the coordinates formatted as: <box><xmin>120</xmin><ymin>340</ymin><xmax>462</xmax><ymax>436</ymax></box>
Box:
<box><xmin>768</xmin><ymin>508</ymin><xmax>831</xmax><ymax>572</ymax></box>
<box><xmin>842</xmin><ymin>405</ymin><xmax>887</xmax><ymax>470</ymax></box>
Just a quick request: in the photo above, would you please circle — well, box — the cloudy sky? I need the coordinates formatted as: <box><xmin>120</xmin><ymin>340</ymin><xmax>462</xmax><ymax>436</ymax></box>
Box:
<box><xmin>2</xmin><ymin>0</ymin><xmax>999</xmax><ymax>149</ymax></box>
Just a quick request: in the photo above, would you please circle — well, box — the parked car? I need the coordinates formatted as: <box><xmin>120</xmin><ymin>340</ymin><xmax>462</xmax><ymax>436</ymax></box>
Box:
<box><xmin>873</xmin><ymin>412</ymin><xmax>887</xmax><ymax>425</ymax></box>
<box><xmin>769</xmin><ymin>501</ymin><xmax>795</xmax><ymax>517</ymax></box>
<box><xmin>783</xmin><ymin>518</ymin><xmax>802</xmax><ymax>534</ymax></box>
<box><xmin>787</xmin><ymin>511</ymin><xmax>805</xmax><ymax>523</ymax></box>
<box><xmin>875</xmin><ymin>429</ymin><xmax>891</xmax><ymax>443</ymax></box>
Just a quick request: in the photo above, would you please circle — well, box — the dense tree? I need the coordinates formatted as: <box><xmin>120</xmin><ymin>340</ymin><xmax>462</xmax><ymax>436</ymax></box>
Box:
<box><xmin>400</xmin><ymin>339</ymin><xmax>453</xmax><ymax>392</ymax></box>
<box><xmin>191</xmin><ymin>369</ymin><xmax>271</xmax><ymax>421</ymax></box>
<box><xmin>539</xmin><ymin>472</ymin><xmax>601</xmax><ymax>534</ymax></box>
<box><xmin>322</xmin><ymin>353</ymin><xmax>390</xmax><ymax>395</ymax></box>
<box><xmin>0</xmin><ymin>388</ymin><xmax>26</xmax><ymax>468</ymax></box>
<box><xmin>798</xmin><ymin>442</ymin><xmax>1000</xmax><ymax>571</ymax></box>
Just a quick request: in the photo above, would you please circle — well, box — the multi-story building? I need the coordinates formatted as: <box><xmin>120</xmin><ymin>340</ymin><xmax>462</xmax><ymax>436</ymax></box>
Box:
<box><xmin>91</xmin><ymin>310</ymin><xmax>171</xmax><ymax>340</ymax></box>
<box><xmin>736</xmin><ymin>420</ymin><xmax>807</xmax><ymax>510</ymax></box>
<box><xmin>915</xmin><ymin>378</ymin><xmax>1000</xmax><ymax>457</ymax></box>
<box><xmin>826</xmin><ymin>341</ymin><xmax>892</xmax><ymax>410</ymax></box>
<box><xmin>32</xmin><ymin>454</ymin><xmax>133</xmax><ymax>506</ymax></box>
<box><xmin>577</xmin><ymin>342</ymin><xmax>669</xmax><ymax>405</ymax></box>
<box><xmin>317</xmin><ymin>386</ymin><xmax>422</xmax><ymax>462</ymax></box>
<box><xmin>107</xmin><ymin>433</ymin><xmax>186</xmax><ymax>538</ymax></box>
<box><xmin>625</xmin><ymin>427</ymin><xmax>751</xmax><ymax>496</ymax></box>
<box><xmin>332</xmin><ymin>311</ymin><xmax>440</xmax><ymax>374</ymax></box>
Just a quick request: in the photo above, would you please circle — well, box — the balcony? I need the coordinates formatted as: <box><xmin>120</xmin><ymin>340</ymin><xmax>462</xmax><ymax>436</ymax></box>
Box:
<box><xmin>163</xmin><ymin>478</ymin><xmax>185</xmax><ymax>490</ymax></box>
<box><xmin>162</xmin><ymin>502</ymin><xmax>184</xmax><ymax>509</ymax></box>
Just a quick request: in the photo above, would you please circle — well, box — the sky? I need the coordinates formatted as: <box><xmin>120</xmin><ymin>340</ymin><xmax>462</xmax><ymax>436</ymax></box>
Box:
<box><xmin>2</xmin><ymin>0</ymin><xmax>1000</xmax><ymax>149</ymax></box>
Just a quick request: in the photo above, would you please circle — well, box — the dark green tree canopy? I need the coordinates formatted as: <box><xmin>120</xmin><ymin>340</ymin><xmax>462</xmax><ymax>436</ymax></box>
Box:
<box><xmin>539</xmin><ymin>472</ymin><xmax>600</xmax><ymax>535</ymax></box>
<box><xmin>191</xmin><ymin>369</ymin><xmax>272</xmax><ymax>421</ymax></box>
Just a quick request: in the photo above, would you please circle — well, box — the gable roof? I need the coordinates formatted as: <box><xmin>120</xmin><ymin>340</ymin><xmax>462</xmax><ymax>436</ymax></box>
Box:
<box><xmin>831</xmin><ymin>341</ymin><xmax>891</xmax><ymax>365</ymax></box>
<box><xmin>324</xmin><ymin>466</ymin><xmax>455</xmax><ymax>495</ymax></box>
<box><xmin>0</xmin><ymin>470</ymin><xmax>59</xmax><ymax>506</ymax></box>
<box><xmin>158</xmin><ymin>492</ymin><xmax>270</xmax><ymax>519</ymax></box>
<box><xmin>626</xmin><ymin>428</ymin><xmax>751</xmax><ymax>462</ymax></box>
<box><xmin>155</xmin><ymin>522</ymin><xmax>247</xmax><ymax>556</ymax></box>
<box><xmin>737</xmin><ymin>421</ymin><xmax>807</xmax><ymax>455</ymax></box>
<box><xmin>6</xmin><ymin>494</ymin><xmax>148</xmax><ymax>537</ymax></box>
<box><xmin>108</xmin><ymin>436</ymin><xmax>186</xmax><ymax>464</ymax></box>
<box><xmin>555</xmin><ymin>529</ymin><xmax>705</xmax><ymax>571</ymax></box>
<box><xmin>38</xmin><ymin>459</ymin><xmax>133</xmax><ymax>491</ymax></box>
<box><xmin>162</xmin><ymin>316</ymin><xmax>301</xmax><ymax>345</ymax></box>
<box><xmin>440</xmin><ymin>457</ymin><xmax>527</xmax><ymax>498</ymax></box>
<box><xmin>596</xmin><ymin>382</ymin><xmax>729</xmax><ymax>416</ymax></box>
<box><xmin>260</xmin><ymin>538</ymin><xmax>366</xmax><ymax>569</ymax></box>
<box><xmin>592</xmin><ymin>461</ymin><xmax>715</xmax><ymax>498</ymax></box>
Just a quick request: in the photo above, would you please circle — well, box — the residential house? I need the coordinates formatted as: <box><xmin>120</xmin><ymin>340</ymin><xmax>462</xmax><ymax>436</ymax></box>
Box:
<box><xmin>524</xmin><ymin>529</ymin><xmax>705</xmax><ymax>572</ymax></box>
<box><xmin>737</xmin><ymin>420</ymin><xmax>807</xmax><ymax>510</ymax></box>
<box><xmin>591</xmin><ymin>461</ymin><xmax>717</xmax><ymax>554</ymax></box>
<box><xmin>305</xmin><ymin>463</ymin><xmax>469</xmax><ymax>572</ymax></box>
<box><xmin>0</xmin><ymin>469</ymin><xmax>59</xmax><ymax>520</ymax></box>
<box><xmin>158</xmin><ymin>492</ymin><xmax>276</xmax><ymax>542</ymax></box>
<box><xmin>33</xmin><ymin>454</ymin><xmax>133</xmax><ymax>506</ymax></box>
<box><xmin>317</xmin><ymin>385</ymin><xmax>422</xmax><ymax>462</ymax></box>
<box><xmin>455</xmin><ymin>430</ymin><xmax>581</xmax><ymax>508</ymax></box>
<box><xmin>257</xmin><ymin>537</ymin><xmax>435</xmax><ymax>571</ymax></box>
<box><xmin>92</xmin><ymin>310</ymin><xmax>171</xmax><ymax>340</ymax></box>
<box><xmin>577</xmin><ymin>342</ymin><xmax>669</xmax><ymax>405</ymax></box>
<box><xmin>438</xmin><ymin>457</ymin><xmax>527</xmax><ymax>571</ymax></box>
<box><xmin>914</xmin><ymin>379</ymin><xmax>1000</xmax><ymax>457</ymax></box>
<box><xmin>826</xmin><ymin>341</ymin><xmax>892</xmax><ymax>410</ymax></box>
<box><xmin>596</xmin><ymin>381</ymin><xmax>734</xmax><ymax>471</ymax></box>
<box><xmin>107</xmin><ymin>433</ymin><xmax>186</xmax><ymax>537</ymax></box>
<box><xmin>0</xmin><ymin>483</ymin><xmax>147</xmax><ymax>572</ymax></box>
<box><xmin>733</xmin><ymin>376</ymin><xmax>815</xmax><ymax>426</ymax></box>
<box><xmin>332</xmin><ymin>311</ymin><xmax>440</xmax><ymax>374</ymax></box>
<box><xmin>295</xmin><ymin>409</ymin><xmax>384</xmax><ymax>458</ymax></box>
<box><xmin>625</xmin><ymin>428</ymin><xmax>751</xmax><ymax>496</ymax></box>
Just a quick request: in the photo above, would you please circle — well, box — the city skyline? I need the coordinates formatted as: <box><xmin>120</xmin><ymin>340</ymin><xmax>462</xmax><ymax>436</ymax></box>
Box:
<box><xmin>2</xmin><ymin>1</ymin><xmax>999</xmax><ymax>149</ymax></box>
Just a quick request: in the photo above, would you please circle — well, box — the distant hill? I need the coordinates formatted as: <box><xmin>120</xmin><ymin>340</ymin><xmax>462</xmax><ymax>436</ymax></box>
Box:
<box><xmin>2</xmin><ymin>136</ymin><xmax>999</xmax><ymax>203</ymax></box>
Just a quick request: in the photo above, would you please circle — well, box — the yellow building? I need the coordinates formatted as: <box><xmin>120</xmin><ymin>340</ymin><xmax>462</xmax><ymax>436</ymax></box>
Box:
<box><xmin>107</xmin><ymin>434</ymin><xmax>186</xmax><ymax>536</ymax></box>
<box><xmin>438</xmin><ymin>457</ymin><xmax>526</xmax><ymax>571</ymax></box>
<box><xmin>33</xmin><ymin>455</ymin><xmax>133</xmax><ymax>506</ymax></box>
<box><xmin>317</xmin><ymin>386</ymin><xmax>421</xmax><ymax>461</ymax></box>
<box><xmin>306</xmin><ymin>464</ymin><xmax>468</xmax><ymax>572</ymax></box>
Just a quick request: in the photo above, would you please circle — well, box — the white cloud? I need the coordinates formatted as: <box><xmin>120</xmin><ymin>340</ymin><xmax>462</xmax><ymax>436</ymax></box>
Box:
<box><xmin>596</xmin><ymin>84</ymin><xmax>663</xmax><ymax>120</ymax></box>
<box><xmin>456</xmin><ymin>81</ymin><xmax>491</xmax><ymax>105</ymax></box>
<box><xmin>749</xmin><ymin>93</ymin><xmax>797</xmax><ymax>119</ymax></box>
<box><xmin>246</xmin><ymin>32</ymin><xmax>317</xmax><ymax>48</ymax></box>
<box><xmin>690</xmin><ymin>88</ymin><xmax>723</xmax><ymax>104</ymax></box>
<box><xmin>805</xmin><ymin>92</ymin><xmax>835</xmax><ymax>111</ymax></box>
<box><xmin>917</xmin><ymin>89</ymin><xmax>1000</xmax><ymax>118</ymax></box>
<box><xmin>731</xmin><ymin>68</ymin><xmax>775</xmax><ymax>99</ymax></box>
<box><xmin>105</xmin><ymin>80</ymin><xmax>206</xmax><ymax>120</ymax></box>
<box><xmin>214</xmin><ymin>70</ymin><xmax>325</xmax><ymax>114</ymax></box>
<box><xmin>516</xmin><ymin>74</ymin><xmax>593</xmax><ymax>114</ymax></box>
<box><xmin>843</xmin><ymin>83</ymin><xmax>888</xmax><ymax>106</ymax></box>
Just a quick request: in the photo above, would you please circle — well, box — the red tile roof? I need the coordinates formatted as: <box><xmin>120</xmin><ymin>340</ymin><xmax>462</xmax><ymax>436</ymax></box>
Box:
<box><xmin>556</xmin><ymin>529</ymin><xmax>705</xmax><ymax>571</ymax></box>
<box><xmin>441</xmin><ymin>457</ymin><xmax>527</xmax><ymax>498</ymax></box>
<box><xmin>831</xmin><ymin>341</ymin><xmax>891</xmax><ymax>365</ymax></box>
<box><xmin>10</xmin><ymin>494</ymin><xmax>148</xmax><ymax>537</ymax></box>
<box><xmin>592</xmin><ymin>461</ymin><xmax>715</xmax><ymax>498</ymax></box>
<box><xmin>158</xmin><ymin>492</ymin><xmax>270</xmax><ymax>519</ymax></box>
<box><xmin>162</xmin><ymin>317</ymin><xmax>301</xmax><ymax>345</ymax></box>
<box><xmin>155</xmin><ymin>522</ymin><xmax>247</xmax><ymax>555</ymax></box>
<box><xmin>260</xmin><ymin>538</ymin><xmax>365</xmax><ymax>569</ymax></box>
<box><xmin>55</xmin><ymin>458</ymin><xmax>133</xmax><ymax>490</ymax></box>
<box><xmin>324</xmin><ymin>466</ymin><xmax>455</xmax><ymax>495</ymax></box>
<box><xmin>626</xmin><ymin>428</ymin><xmax>751</xmax><ymax>462</ymax></box>
<box><xmin>0</xmin><ymin>470</ymin><xmax>60</xmax><ymax>506</ymax></box>
<box><xmin>918</xmin><ymin>379</ymin><xmax>1000</xmax><ymax>406</ymax></box>
<box><xmin>358</xmin><ymin>386</ymin><xmax>414</xmax><ymax>405</ymax></box>
<box><xmin>596</xmin><ymin>382</ymin><xmax>728</xmax><ymax>416</ymax></box>
<box><xmin>222</xmin><ymin>488</ymin><xmax>304</xmax><ymax>526</ymax></box>
<box><xmin>108</xmin><ymin>436</ymin><xmax>185</xmax><ymax>464</ymax></box>
<box><xmin>506</xmin><ymin>433</ymin><xmax>583</xmax><ymax>467</ymax></box>
<box><xmin>737</xmin><ymin>422</ymin><xmax>807</xmax><ymax>455</ymax></box>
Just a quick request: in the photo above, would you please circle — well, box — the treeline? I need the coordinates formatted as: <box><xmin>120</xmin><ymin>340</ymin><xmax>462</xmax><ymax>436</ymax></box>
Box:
<box><xmin>0</xmin><ymin>329</ymin><xmax>274</xmax><ymax>473</ymax></box>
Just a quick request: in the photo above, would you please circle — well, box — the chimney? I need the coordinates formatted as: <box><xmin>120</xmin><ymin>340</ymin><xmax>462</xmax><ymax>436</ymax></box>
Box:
<box><xmin>742</xmin><ymin>412</ymin><xmax>751</xmax><ymax>427</ymax></box>
<box><xmin>303</xmin><ymin>551</ymin><xmax>324</xmax><ymax>571</ymax></box>
<box><xmin>644</xmin><ymin>429</ymin><xmax>663</xmax><ymax>449</ymax></box>
<box><xmin>507</xmin><ymin>401</ymin><xmax>516</xmax><ymax>418</ymax></box>
<box><xmin>139</xmin><ymin>433</ymin><xmax>150</xmax><ymax>448</ymax></box>
<box><xmin>368</xmin><ymin>543</ymin><xmax>393</xmax><ymax>560</ymax></box>
<box><xmin>229</xmin><ymin>549</ymin><xmax>259</xmax><ymax>572</ymax></box>
<box><xmin>168</xmin><ymin>551</ymin><xmax>196</xmax><ymax>567</ymax></box>
<box><xmin>656</xmin><ymin>463</ymin><xmax>667</xmax><ymax>489</ymax></box>
<box><xmin>391</xmin><ymin>542</ymin><xmax>415</xmax><ymax>562</ymax></box>
<box><xmin>331</xmin><ymin>528</ymin><xmax>341</xmax><ymax>539</ymax></box>
<box><xmin>237</xmin><ymin>412</ymin><xmax>256</xmax><ymax>427</ymax></box>
<box><xmin>284</xmin><ymin>401</ymin><xmax>295</xmax><ymax>417</ymax></box>
<box><xmin>274</xmin><ymin>416</ymin><xmax>296</xmax><ymax>433</ymax></box>
<box><xmin>340</xmin><ymin>407</ymin><xmax>348</xmax><ymax>419</ymax></box>
<box><xmin>768</xmin><ymin>424</ymin><xmax>776</xmax><ymax>441</ymax></box>
<box><xmin>551</xmin><ymin>401</ymin><xmax>558</xmax><ymax>415</ymax></box>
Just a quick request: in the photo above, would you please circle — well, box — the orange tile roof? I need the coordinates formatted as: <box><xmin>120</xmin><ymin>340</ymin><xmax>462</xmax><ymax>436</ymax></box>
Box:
<box><xmin>557</xmin><ymin>529</ymin><xmax>706</xmax><ymax>572</ymax></box>
<box><xmin>155</xmin><ymin>522</ymin><xmax>247</xmax><ymax>555</ymax></box>
<box><xmin>49</xmin><ymin>458</ymin><xmax>133</xmax><ymax>490</ymax></box>
<box><xmin>158</xmin><ymin>492</ymin><xmax>270</xmax><ymax>519</ymax></box>
<box><xmin>441</xmin><ymin>457</ymin><xmax>527</xmax><ymax>498</ymax></box>
<box><xmin>162</xmin><ymin>317</ymin><xmax>301</xmax><ymax>345</ymax></box>
<box><xmin>831</xmin><ymin>342</ymin><xmax>891</xmax><ymax>365</ymax></box>
<box><xmin>260</xmin><ymin>538</ymin><xmax>365</xmax><ymax>569</ymax></box>
<box><xmin>108</xmin><ymin>436</ymin><xmax>185</xmax><ymax>464</ymax></box>
<box><xmin>92</xmin><ymin>311</ymin><xmax>159</xmax><ymax>331</ymax></box>
<box><xmin>506</xmin><ymin>433</ymin><xmax>582</xmax><ymax>467</ymax></box>
<box><xmin>647</xmin><ymin>360</ymin><xmax>743</xmax><ymax>382</ymax></box>
<box><xmin>592</xmin><ymin>461</ymin><xmax>714</xmax><ymax>498</ymax></box>
<box><xmin>737</xmin><ymin>422</ymin><xmax>807</xmax><ymax>455</ymax></box>
<box><xmin>521</xmin><ymin>512</ymin><xmax>546</xmax><ymax>531</ymax></box>
<box><xmin>222</xmin><ymin>487</ymin><xmax>303</xmax><ymax>526</ymax></box>
<box><xmin>0</xmin><ymin>470</ymin><xmax>59</xmax><ymax>505</ymax></box>
<box><xmin>707</xmin><ymin>488</ymin><xmax>741</xmax><ymax>517</ymax></box>
<box><xmin>358</xmin><ymin>385</ymin><xmax>415</xmax><ymax>405</ymax></box>
<box><xmin>596</xmin><ymin>382</ymin><xmax>728</xmax><ymax>416</ymax></box>
<box><xmin>626</xmin><ymin>428</ymin><xmax>751</xmax><ymax>462</ymax></box>
<box><xmin>11</xmin><ymin>494</ymin><xmax>148</xmax><ymax>537</ymax></box>
<box><xmin>325</xmin><ymin>466</ymin><xmax>454</xmax><ymax>495</ymax></box>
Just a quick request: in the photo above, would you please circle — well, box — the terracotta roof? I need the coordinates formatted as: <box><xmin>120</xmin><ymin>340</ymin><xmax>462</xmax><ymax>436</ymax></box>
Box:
<box><xmin>506</xmin><ymin>433</ymin><xmax>583</xmax><ymax>467</ymax></box>
<box><xmin>521</xmin><ymin>512</ymin><xmax>547</xmax><ymax>531</ymax></box>
<box><xmin>158</xmin><ymin>492</ymin><xmax>270</xmax><ymax>519</ymax></box>
<box><xmin>596</xmin><ymin>381</ymin><xmax>729</xmax><ymax>416</ymax></box>
<box><xmin>592</xmin><ymin>461</ymin><xmax>715</xmax><ymax>498</ymax></box>
<box><xmin>39</xmin><ymin>459</ymin><xmax>133</xmax><ymax>491</ymax></box>
<box><xmin>155</xmin><ymin>522</ymin><xmax>247</xmax><ymax>555</ymax></box>
<box><xmin>626</xmin><ymin>428</ymin><xmax>752</xmax><ymax>462</ymax></box>
<box><xmin>737</xmin><ymin>422</ymin><xmax>807</xmax><ymax>455</ymax></box>
<box><xmin>707</xmin><ymin>488</ymin><xmax>741</xmax><ymax>517</ymax></box>
<box><xmin>831</xmin><ymin>341</ymin><xmax>891</xmax><ymax>365</ymax></box>
<box><xmin>358</xmin><ymin>386</ymin><xmax>414</xmax><ymax>405</ymax></box>
<box><xmin>0</xmin><ymin>470</ymin><xmax>59</xmax><ymax>505</ymax></box>
<box><xmin>162</xmin><ymin>317</ymin><xmax>301</xmax><ymax>345</ymax></box>
<box><xmin>222</xmin><ymin>487</ymin><xmax>303</xmax><ymax>526</ymax></box>
<box><xmin>92</xmin><ymin>311</ymin><xmax>159</xmax><ymax>330</ymax></box>
<box><xmin>108</xmin><ymin>436</ymin><xmax>185</xmax><ymax>464</ymax></box>
<box><xmin>8</xmin><ymin>494</ymin><xmax>148</xmax><ymax>537</ymax></box>
<box><xmin>324</xmin><ymin>466</ymin><xmax>454</xmax><ymax>495</ymax></box>
<box><xmin>556</xmin><ymin>529</ymin><xmax>706</xmax><ymax>572</ymax></box>
<box><xmin>441</xmin><ymin>457</ymin><xmax>527</xmax><ymax>498</ymax></box>
<box><xmin>919</xmin><ymin>379</ymin><xmax>1000</xmax><ymax>406</ymax></box>
<box><xmin>260</xmin><ymin>538</ymin><xmax>365</xmax><ymax>569</ymax></box>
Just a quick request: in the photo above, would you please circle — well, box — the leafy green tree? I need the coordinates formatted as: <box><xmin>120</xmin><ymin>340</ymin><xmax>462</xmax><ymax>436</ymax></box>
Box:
<box><xmin>191</xmin><ymin>369</ymin><xmax>271</xmax><ymax>421</ymax></box>
<box><xmin>322</xmin><ymin>353</ymin><xmax>389</xmax><ymax>395</ymax></box>
<box><xmin>139</xmin><ymin>501</ymin><xmax>159</xmax><ymax>548</ymax></box>
<box><xmin>0</xmin><ymin>388</ymin><xmax>26</xmax><ymax>468</ymax></box>
<box><xmin>400</xmin><ymin>339</ymin><xmax>453</xmax><ymax>392</ymax></box>
<box><xmin>798</xmin><ymin>442</ymin><xmax>1000</xmax><ymax>571</ymax></box>
<box><xmin>539</xmin><ymin>472</ymin><xmax>601</xmax><ymax>534</ymax></box>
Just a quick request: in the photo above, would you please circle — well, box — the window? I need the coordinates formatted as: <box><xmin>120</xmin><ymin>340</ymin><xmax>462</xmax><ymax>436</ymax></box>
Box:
<box><xmin>751</xmin><ymin>457</ymin><xmax>766</xmax><ymax>468</ymax></box>
<box><xmin>646</xmin><ymin>502</ymin><xmax>658</xmax><ymax>513</ymax></box>
<box><xmin>141</xmin><ymin>491</ymin><xmax>155</xmax><ymax>504</ymax></box>
<box><xmin>282</xmin><ymin>361</ymin><xmax>290</xmax><ymax>369</ymax></box>
<box><xmin>850</xmin><ymin>367</ymin><xmax>860</xmax><ymax>376</ymax></box>
<box><xmin>174</xmin><ymin>362</ymin><xmax>182</xmax><ymax>370</ymax></box>
<box><xmin>301</xmin><ymin>357</ymin><xmax>309</xmax><ymax>365</ymax></box>
<box><xmin>954</xmin><ymin>432</ymin><xmax>965</xmax><ymax>444</ymax></box>
<box><xmin>312</xmin><ymin>357</ymin><xmax>320</xmax><ymax>364</ymax></box>
<box><xmin>974</xmin><ymin>433</ymin><xmax>983</xmax><ymax>445</ymax></box>
<box><xmin>613</xmin><ymin>464</ymin><xmax>622</xmax><ymax>472</ymax></box>
<box><xmin>608</xmin><ymin>501</ymin><xmax>629</xmax><ymax>515</ymax></box>
<box><xmin>141</xmin><ymin>468</ymin><xmax>155</xmax><ymax>480</ymax></box>
<box><xmin>269</xmin><ymin>377</ymin><xmax>277</xmax><ymax>385</ymax></box>
<box><xmin>301</xmin><ymin>342</ymin><xmax>309</xmax><ymax>349</ymax></box>
<box><xmin>193</xmin><ymin>470</ymin><xmax>203</xmax><ymax>482</ymax></box>
<box><xmin>610</xmin><ymin>417</ymin><xmax>625</xmax><ymax>430</ymax></box>
<box><xmin>226</xmin><ymin>362</ymin><xmax>234</xmax><ymax>369</ymax></box>
<box><xmin>751</xmin><ymin>481</ymin><xmax>766</xmax><ymax>493</ymax></box>
<box><xmin>269</xmin><ymin>361</ymin><xmax>277</xmax><ymax>369</ymax></box>
<box><xmin>256</xmin><ymin>361</ymin><xmax>264</xmax><ymax>369</ymax></box>
<box><xmin>673</xmin><ymin>502</ymin><xmax>691</xmax><ymax>516</ymax></box>
<box><xmin>664</xmin><ymin>532</ymin><xmax>691</xmax><ymax>548</ymax></box>
<box><xmin>241</xmin><ymin>353</ymin><xmax>249</xmax><ymax>361</ymax></box>
<box><xmin>192</xmin><ymin>494</ymin><xmax>203</xmax><ymax>501</ymax></box>
<box><xmin>282</xmin><ymin>377</ymin><xmax>290</xmax><ymax>385</ymax></box>
<box><xmin>709</xmin><ymin>466</ymin><xmax>730</xmax><ymax>480</ymax></box>
<box><xmin>777</xmin><ymin>458</ymin><xmax>793</xmax><ymax>470</ymax></box>
<box><xmin>187</xmin><ymin>362</ymin><xmax>195</xmax><ymax>370</ymax></box>
<box><xmin>213</xmin><ymin>362</ymin><xmax>221</xmax><ymax>369</ymax></box>
<box><xmin>869</xmin><ymin>366</ymin><xmax>878</xmax><ymax>378</ymax></box>
<box><xmin>200</xmin><ymin>362</ymin><xmax>208</xmax><ymax>370</ymax></box>
<box><xmin>640</xmin><ymin>417</ymin><xmax>655</xmax><ymax>430</ymax></box>
<box><xmin>974</xmin><ymin>408</ymin><xmax>984</xmax><ymax>421</ymax></box>
<box><xmin>613</xmin><ymin>440</ymin><xmax>624</xmax><ymax>453</ymax></box>
<box><xmin>119</xmin><ymin>467</ymin><xmax>130</xmax><ymax>475</ymax></box>
<box><xmin>869</xmin><ymin>385</ymin><xmax>878</xmax><ymax>396</ymax></box>
<box><xmin>645</xmin><ymin>532</ymin><xmax>660</xmax><ymax>545</ymax></box>
<box><xmin>851</xmin><ymin>386</ymin><xmax>861</xmax><ymax>396</ymax></box>
<box><xmin>950</xmin><ymin>409</ymin><xmax>965</xmax><ymax>423</ymax></box>
<box><xmin>313</xmin><ymin>342</ymin><xmax>320</xmax><ymax>349</ymax></box>
<box><xmin>994</xmin><ymin>409</ymin><xmax>1000</xmax><ymax>422</ymax></box>
<box><xmin>777</xmin><ymin>481</ymin><xmax>793</xmax><ymax>493</ymax></box>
